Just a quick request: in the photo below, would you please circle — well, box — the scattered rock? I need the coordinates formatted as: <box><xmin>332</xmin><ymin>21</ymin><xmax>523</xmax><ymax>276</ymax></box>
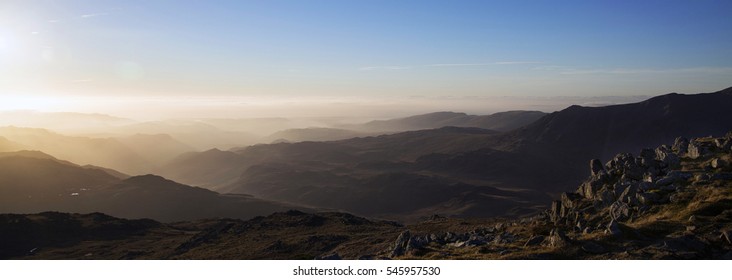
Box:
<box><xmin>524</xmin><ymin>235</ymin><xmax>545</xmax><ymax>247</ymax></box>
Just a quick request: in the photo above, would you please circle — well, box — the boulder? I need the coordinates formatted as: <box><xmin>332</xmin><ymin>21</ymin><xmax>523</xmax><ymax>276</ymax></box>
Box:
<box><xmin>672</xmin><ymin>137</ymin><xmax>689</xmax><ymax>155</ymax></box>
<box><xmin>714</xmin><ymin>138</ymin><xmax>732</xmax><ymax>150</ymax></box>
<box><xmin>590</xmin><ymin>159</ymin><xmax>605</xmax><ymax>176</ymax></box>
<box><xmin>609</xmin><ymin>202</ymin><xmax>631</xmax><ymax>221</ymax></box>
<box><xmin>560</xmin><ymin>192</ymin><xmax>582</xmax><ymax>209</ymax></box>
<box><xmin>390</xmin><ymin>230</ymin><xmax>411</xmax><ymax>257</ymax></box>
<box><xmin>655</xmin><ymin>145</ymin><xmax>680</xmax><ymax>169</ymax></box>
<box><xmin>618</xmin><ymin>184</ymin><xmax>640</xmax><ymax>205</ymax></box>
<box><xmin>546</xmin><ymin>229</ymin><xmax>570</xmax><ymax>248</ymax></box>
<box><xmin>687</xmin><ymin>141</ymin><xmax>708</xmax><ymax>159</ymax></box>
<box><xmin>711</xmin><ymin>158</ymin><xmax>728</xmax><ymax>169</ymax></box>
<box><xmin>636</xmin><ymin>192</ymin><xmax>660</xmax><ymax>205</ymax></box>
<box><xmin>639</xmin><ymin>148</ymin><xmax>657</xmax><ymax>168</ymax></box>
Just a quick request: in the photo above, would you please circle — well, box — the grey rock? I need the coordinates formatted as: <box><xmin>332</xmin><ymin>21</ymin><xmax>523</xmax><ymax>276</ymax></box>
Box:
<box><xmin>711</xmin><ymin>158</ymin><xmax>728</xmax><ymax>169</ymax></box>
<box><xmin>609</xmin><ymin>201</ymin><xmax>631</xmax><ymax>221</ymax></box>
<box><xmin>560</xmin><ymin>192</ymin><xmax>582</xmax><ymax>210</ymax></box>
<box><xmin>655</xmin><ymin>145</ymin><xmax>680</xmax><ymax>169</ymax></box>
<box><xmin>672</xmin><ymin>137</ymin><xmax>689</xmax><ymax>155</ymax></box>
<box><xmin>638</xmin><ymin>181</ymin><xmax>656</xmax><ymax>191</ymax></box>
<box><xmin>619</xmin><ymin>184</ymin><xmax>639</xmax><ymax>205</ymax></box>
<box><xmin>590</xmin><ymin>159</ymin><xmax>605</xmax><ymax>176</ymax></box>
<box><xmin>465</xmin><ymin>235</ymin><xmax>487</xmax><ymax>246</ymax></box>
<box><xmin>546</xmin><ymin>229</ymin><xmax>570</xmax><ymax>248</ymax></box>
<box><xmin>606</xmin><ymin>220</ymin><xmax>622</xmax><ymax>237</ymax></box>
<box><xmin>722</xmin><ymin>230</ymin><xmax>732</xmax><ymax>245</ymax></box>
<box><xmin>391</xmin><ymin>230</ymin><xmax>411</xmax><ymax>257</ymax></box>
<box><xmin>687</xmin><ymin>141</ymin><xmax>707</xmax><ymax>159</ymax></box>
<box><xmin>429</xmin><ymin>233</ymin><xmax>440</xmax><ymax>244</ymax></box>
<box><xmin>715</xmin><ymin>138</ymin><xmax>732</xmax><ymax>150</ymax></box>
<box><xmin>523</xmin><ymin>235</ymin><xmax>545</xmax><ymax>247</ymax></box>
<box><xmin>636</xmin><ymin>192</ymin><xmax>660</xmax><ymax>205</ymax></box>
<box><xmin>598</xmin><ymin>188</ymin><xmax>616</xmax><ymax>205</ymax></box>
<box><xmin>444</xmin><ymin>232</ymin><xmax>456</xmax><ymax>243</ymax></box>
<box><xmin>494</xmin><ymin>233</ymin><xmax>516</xmax><ymax>245</ymax></box>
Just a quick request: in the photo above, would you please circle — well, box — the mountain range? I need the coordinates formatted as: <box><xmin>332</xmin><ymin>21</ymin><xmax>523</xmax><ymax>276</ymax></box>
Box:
<box><xmin>159</xmin><ymin>87</ymin><xmax>732</xmax><ymax>220</ymax></box>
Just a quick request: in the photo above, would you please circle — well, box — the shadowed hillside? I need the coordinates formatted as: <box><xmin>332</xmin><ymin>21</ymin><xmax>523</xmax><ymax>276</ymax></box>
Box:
<box><xmin>0</xmin><ymin>152</ymin><xmax>308</xmax><ymax>222</ymax></box>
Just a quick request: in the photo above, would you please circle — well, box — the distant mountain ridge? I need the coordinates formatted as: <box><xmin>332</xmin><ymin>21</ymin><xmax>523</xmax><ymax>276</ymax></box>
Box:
<box><xmin>354</xmin><ymin>110</ymin><xmax>547</xmax><ymax>133</ymax></box>
<box><xmin>0</xmin><ymin>151</ymin><xmax>308</xmax><ymax>222</ymax></box>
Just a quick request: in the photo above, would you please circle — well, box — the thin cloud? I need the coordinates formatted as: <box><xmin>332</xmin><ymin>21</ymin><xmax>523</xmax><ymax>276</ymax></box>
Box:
<box><xmin>426</xmin><ymin>63</ymin><xmax>494</xmax><ymax>67</ymax></box>
<box><xmin>358</xmin><ymin>66</ymin><xmax>411</xmax><ymax>71</ymax></box>
<box><xmin>560</xmin><ymin>67</ymin><xmax>732</xmax><ymax>75</ymax></box>
<box><xmin>360</xmin><ymin>61</ymin><xmax>543</xmax><ymax>71</ymax></box>
<box><xmin>80</xmin><ymin>12</ymin><xmax>109</xmax><ymax>18</ymax></box>
<box><xmin>493</xmin><ymin>61</ymin><xmax>542</xmax><ymax>65</ymax></box>
<box><xmin>427</xmin><ymin>61</ymin><xmax>542</xmax><ymax>67</ymax></box>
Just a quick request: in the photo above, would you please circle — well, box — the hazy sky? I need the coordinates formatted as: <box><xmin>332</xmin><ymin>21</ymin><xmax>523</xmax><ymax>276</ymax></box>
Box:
<box><xmin>1</xmin><ymin>0</ymin><xmax>731</xmax><ymax>116</ymax></box>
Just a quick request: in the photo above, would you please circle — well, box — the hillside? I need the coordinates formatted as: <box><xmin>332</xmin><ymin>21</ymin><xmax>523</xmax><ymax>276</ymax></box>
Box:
<box><xmin>0</xmin><ymin>152</ymin><xmax>308</xmax><ymax>222</ymax></box>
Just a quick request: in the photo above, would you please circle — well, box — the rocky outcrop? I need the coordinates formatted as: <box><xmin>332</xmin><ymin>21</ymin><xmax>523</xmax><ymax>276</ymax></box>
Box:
<box><xmin>549</xmin><ymin>132</ymin><xmax>732</xmax><ymax>239</ymax></box>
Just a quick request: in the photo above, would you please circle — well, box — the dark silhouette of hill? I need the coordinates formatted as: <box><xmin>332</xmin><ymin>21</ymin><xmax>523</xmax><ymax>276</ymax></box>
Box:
<box><xmin>354</xmin><ymin>111</ymin><xmax>546</xmax><ymax>133</ymax></box>
<box><xmin>495</xmin><ymin>87</ymin><xmax>732</xmax><ymax>188</ymax></box>
<box><xmin>0</xmin><ymin>152</ymin><xmax>308</xmax><ymax>222</ymax></box>
<box><xmin>508</xmin><ymin>87</ymin><xmax>732</xmax><ymax>161</ymax></box>
<box><xmin>257</xmin><ymin>110</ymin><xmax>546</xmax><ymax>144</ymax></box>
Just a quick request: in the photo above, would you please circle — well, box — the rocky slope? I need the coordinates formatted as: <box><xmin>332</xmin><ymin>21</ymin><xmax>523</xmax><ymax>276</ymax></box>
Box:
<box><xmin>3</xmin><ymin>133</ymin><xmax>730</xmax><ymax>259</ymax></box>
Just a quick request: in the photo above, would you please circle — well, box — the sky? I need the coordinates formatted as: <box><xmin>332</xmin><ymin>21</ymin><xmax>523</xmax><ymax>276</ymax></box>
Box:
<box><xmin>0</xmin><ymin>0</ymin><xmax>731</xmax><ymax>117</ymax></box>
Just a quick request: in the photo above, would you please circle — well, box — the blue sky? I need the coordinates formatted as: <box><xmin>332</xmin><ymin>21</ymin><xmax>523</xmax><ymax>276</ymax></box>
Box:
<box><xmin>1</xmin><ymin>0</ymin><xmax>731</xmax><ymax>104</ymax></box>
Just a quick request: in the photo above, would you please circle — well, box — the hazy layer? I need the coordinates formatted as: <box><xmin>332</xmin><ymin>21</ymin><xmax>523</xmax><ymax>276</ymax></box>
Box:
<box><xmin>0</xmin><ymin>94</ymin><xmax>648</xmax><ymax>121</ymax></box>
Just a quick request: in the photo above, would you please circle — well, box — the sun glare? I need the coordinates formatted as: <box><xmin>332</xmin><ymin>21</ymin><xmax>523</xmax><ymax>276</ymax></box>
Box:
<box><xmin>0</xmin><ymin>95</ymin><xmax>69</xmax><ymax>111</ymax></box>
